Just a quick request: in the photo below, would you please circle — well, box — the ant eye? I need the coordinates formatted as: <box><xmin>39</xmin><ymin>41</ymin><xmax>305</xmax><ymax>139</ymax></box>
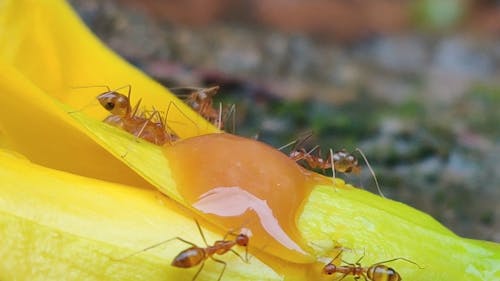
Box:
<box><xmin>237</xmin><ymin>234</ymin><xmax>249</xmax><ymax>246</ymax></box>
<box><xmin>323</xmin><ymin>264</ymin><xmax>335</xmax><ymax>275</ymax></box>
<box><xmin>105</xmin><ymin>102</ymin><xmax>115</xmax><ymax>110</ymax></box>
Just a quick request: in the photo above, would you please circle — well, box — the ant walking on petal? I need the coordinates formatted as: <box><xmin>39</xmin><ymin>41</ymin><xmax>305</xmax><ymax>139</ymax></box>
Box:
<box><xmin>322</xmin><ymin>250</ymin><xmax>422</xmax><ymax>281</ymax></box>
<box><xmin>121</xmin><ymin>220</ymin><xmax>250</xmax><ymax>281</ymax></box>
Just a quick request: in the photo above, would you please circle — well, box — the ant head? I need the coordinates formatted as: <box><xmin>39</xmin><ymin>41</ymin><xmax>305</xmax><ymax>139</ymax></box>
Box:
<box><xmin>235</xmin><ymin>233</ymin><xmax>249</xmax><ymax>247</ymax></box>
<box><xmin>97</xmin><ymin>92</ymin><xmax>130</xmax><ymax>116</ymax></box>
<box><xmin>322</xmin><ymin>263</ymin><xmax>337</xmax><ymax>275</ymax></box>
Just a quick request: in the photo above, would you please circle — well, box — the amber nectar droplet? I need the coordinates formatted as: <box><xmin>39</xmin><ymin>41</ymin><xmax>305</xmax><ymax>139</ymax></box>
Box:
<box><xmin>163</xmin><ymin>133</ymin><xmax>322</xmax><ymax>263</ymax></box>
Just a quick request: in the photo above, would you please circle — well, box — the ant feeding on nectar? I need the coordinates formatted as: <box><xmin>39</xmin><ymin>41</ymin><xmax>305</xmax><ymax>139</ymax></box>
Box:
<box><xmin>322</xmin><ymin>250</ymin><xmax>422</xmax><ymax>281</ymax></box>
<box><xmin>121</xmin><ymin>220</ymin><xmax>250</xmax><ymax>281</ymax></box>
<box><xmin>282</xmin><ymin>135</ymin><xmax>385</xmax><ymax>197</ymax></box>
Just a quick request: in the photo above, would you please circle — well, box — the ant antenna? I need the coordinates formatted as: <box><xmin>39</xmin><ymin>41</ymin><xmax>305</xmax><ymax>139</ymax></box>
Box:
<box><xmin>278</xmin><ymin>132</ymin><xmax>314</xmax><ymax>151</ymax></box>
<box><xmin>67</xmin><ymin>100</ymin><xmax>97</xmax><ymax>114</ymax></box>
<box><xmin>355</xmin><ymin>148</ymin><xmax>385</xmax><ymax>198</ymax></box>
<box><xmin>374</xmin><ymin>257</ymin><xmax>424</xmax><ymax>269</ymax></box>
<box><xmin>71</xmin><ymin>85</ymin><xmax>132</xmax><ymax>98</ymax></box>
<box><xmin>71</xmin><ymin>85</ymin><xmax>111</xmax><ymax>92</ymax></box>
<box><xmin>165</xmin><ymin>101</ymin><xmax>200</xmax><ymax>134</ymax></box>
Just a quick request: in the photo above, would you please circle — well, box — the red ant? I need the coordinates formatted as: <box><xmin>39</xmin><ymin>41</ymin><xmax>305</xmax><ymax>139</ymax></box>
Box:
<box><xmin>74</xmin><ymin>85</ymin><xmax>176</xmax><ymax>145</ymax></box>
<box><xmin>172</xmin><ymin>86</ymin><xmax>220</xmax><ymax>120</ymax></box>
<box><xmin>282</xmin><ymin>136</ymin><xmax>385</xmax><ymax>197</ymax></box>
<box><xmin>172</xmin><ymin>86</ymin><xmax>236</xmax><ymax>131</ymax></box>
<box><xmin>121</xmin><ymin>220</ymin><xmax>250</xmax><ymax>281</ymax></box>
<box><xmin>322</xmin><ymin>250</ymin><xmax>422</xmax><ymax>281</ymax></box>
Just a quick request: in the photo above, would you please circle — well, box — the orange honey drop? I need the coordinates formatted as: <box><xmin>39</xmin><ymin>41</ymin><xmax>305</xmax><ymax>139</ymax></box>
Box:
<box><xmin>163</xmin><ymin>133</ymin><xmax>329</xmax><ymax>263</ymax></box>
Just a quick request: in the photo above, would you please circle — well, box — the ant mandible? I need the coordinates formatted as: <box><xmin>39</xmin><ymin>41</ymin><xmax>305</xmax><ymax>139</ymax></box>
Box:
<box><xmin>322</xmin><ymin>250</ymin><xmax>422</xmax><ymax>281</ymax></box>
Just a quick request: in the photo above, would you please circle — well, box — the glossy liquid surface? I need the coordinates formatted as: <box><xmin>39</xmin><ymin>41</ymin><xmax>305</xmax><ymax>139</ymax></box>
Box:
<box><xmin>164</xmin><ymin>133</ymin><xmax>330</xmax><ymax>263</ymax></box>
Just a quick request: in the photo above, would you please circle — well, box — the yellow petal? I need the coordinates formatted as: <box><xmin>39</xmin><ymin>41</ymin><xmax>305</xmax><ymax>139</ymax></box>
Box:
<box><xmin>0</xmin><ymin>0</ymin><xmax>211</xmax><ymax>136</ymax></box>
<box><xmin>1</xmin><ymin>1</ymin><xmax>499</xmax><ymax>281</ymax></box>
<box><xmin>0</xmin><ymin>148</ymin><xmax>280</xmax><ymax>281</ymax></box>
<box><xmin>0</xmin><ymin>61</ymin><xmax>151</xmax><ymax>188</ymax></box>
<box><xmin>0</xmin><ymin>0</ymin><xmax>215</xmax><ymax>182</ymax></box>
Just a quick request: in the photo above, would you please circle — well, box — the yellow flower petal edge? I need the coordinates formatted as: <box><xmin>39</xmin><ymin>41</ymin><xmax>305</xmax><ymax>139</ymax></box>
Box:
<box><xmin>0</xmin><ymin>149</ymin><xmax>281</xmax><ymax>281</ymax></box>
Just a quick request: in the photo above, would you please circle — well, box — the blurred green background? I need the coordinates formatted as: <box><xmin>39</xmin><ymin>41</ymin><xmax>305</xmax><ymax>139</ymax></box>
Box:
<box><xmin>69</xmin><ymin>0</ymin><xmax>499</xmax><ymax>242</ymax></box>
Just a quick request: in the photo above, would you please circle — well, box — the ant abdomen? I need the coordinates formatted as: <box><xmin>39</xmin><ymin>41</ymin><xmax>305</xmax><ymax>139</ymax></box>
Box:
<box><xmin>171</xmin><ymin>247</ymin><xmax>206</xmax><ymax>268</ymax></box>
<box><xmin>367</xmin><ymin>264</ymin><xmax>401</xmax><ymax>281</ymax></box>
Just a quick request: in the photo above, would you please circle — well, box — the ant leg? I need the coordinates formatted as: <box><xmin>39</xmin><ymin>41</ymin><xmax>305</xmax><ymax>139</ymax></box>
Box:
<box><xmin>329</xmin><ymin>148</ymin><xmax>336</xmax><ymax>183</ymax></box>
<box><xmin>165</xmin><ymin>101</ymin><xmax>199</xmax><ymax>135</ymax></box>
<box><xmin>190</xmin><ymin>261</ymin><xmax>205</xmax><ymax>281</ymax></box>
<box><xmin>334</xmin><ymin>273</ymin><xmax>349</xmax><ymax>281</ymax></box>
<box><xmin>194</xmin><ymin>220</ymin><xmax>210</xmax><ymax>247</ymax></box>
<box><xmin>131</xmin><ymin>98</ymin><xmax>143</xmax><ymax>117</ymax></box>
<box><xmin>229</xmin><ymin>249</ymin><xmax>249</xmax><ymax>263</ymax></box>
<box><xmin>278</xmin><ymin>139</ymin><xmax>299</xmax><ymax>151</ymax></box>
<box><xmin>354</xmin><ymin>248</ymin><xmax>366</xmax><ymax>266</ymax></box>
<box><xmin>356</xmin><ymin>148</ymin><xmax>385</xmax><ymax>198</ymax></box>
<box><xmin>228</xmin><ymin>104</ymin><xmax>236</xmax><ymax>134</ymax></box>
<box><xmin>134</xmin><ymin>115</ymin><xmax>154</xmax><ymax>142</ymax></box>
<box><xmin>220</xmin><ymin>103</ymin><xmax>236</xmax><ymax>133</ymax></box>
<box><xmin>217</xmin><ymin>102</ymin><xmax>223</xmax><ymax>130</ymax></box>
<box><xmin>211</xmin><ymin>257</ymin><xmax>227</xmax><ymax>281</ymax></box>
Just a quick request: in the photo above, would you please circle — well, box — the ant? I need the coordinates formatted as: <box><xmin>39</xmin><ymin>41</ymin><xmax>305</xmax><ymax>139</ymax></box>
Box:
<box><xmin>172</xmin><ymin>86</ymin><xmax>236</xmax><ymax>131</ymax></box>
<box><xmin>171</xmin><ymin>86</ymin><xmax>220</xmax><ymax>120</ymax></box>
<box><xmin>282</xmin><ymin>135</ymin><xmax>385</xmax><ymax>197</ymax></box>
<box><xmin>74</xmin><ymin>85</ymin><xmax>176</xmax><ymax>145</ymax></box>
<box><xmin>322</xmin><ymin>250</ymin><xmax>422</xmax><ymax>281</ymax></box>
<box><xmin>287</xmin><ymin>144</ymin><xmax>361</xmax><ymax>176</ymax></box>
<box><xmin>121</xmin><ymin>220</ymin><xmax>250</xmax><ymax>281</ymax></box>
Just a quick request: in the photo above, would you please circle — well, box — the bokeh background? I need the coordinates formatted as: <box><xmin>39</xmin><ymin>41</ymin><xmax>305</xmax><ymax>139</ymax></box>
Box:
<box><xmin>68</xmin><ymin>0</ymin><xmax>499</xmax><ymax>242</ymax></box>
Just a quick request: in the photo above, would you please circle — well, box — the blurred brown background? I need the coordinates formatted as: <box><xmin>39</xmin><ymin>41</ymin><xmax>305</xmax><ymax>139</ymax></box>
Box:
<box><xmin>69</xmin><ymin>0</ymin><xmax>500</xmax><ymax>242</ymax></box>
